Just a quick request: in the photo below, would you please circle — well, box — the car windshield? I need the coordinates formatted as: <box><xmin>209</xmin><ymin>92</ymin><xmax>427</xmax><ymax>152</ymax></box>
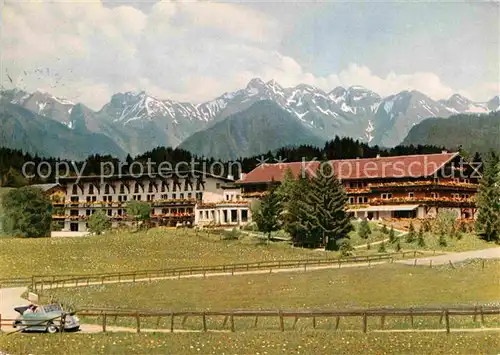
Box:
<box><xmin>42</xmin><ymin>304</ymin><xmax>63</xmax><ymax>313</ymax></box>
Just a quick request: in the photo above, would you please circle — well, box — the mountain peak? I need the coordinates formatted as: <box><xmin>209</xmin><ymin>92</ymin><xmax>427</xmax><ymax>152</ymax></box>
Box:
<box><xmin>246</xmin><ymin>78</ymin><xmax>266</xmax><ymax>89</ymax></box>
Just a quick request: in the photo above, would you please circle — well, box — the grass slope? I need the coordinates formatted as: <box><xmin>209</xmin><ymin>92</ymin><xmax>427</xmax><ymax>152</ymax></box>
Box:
<box><xmin>0</xmin><ymin>228</ymin><xmax>335</xmax><ymax>278</ymax></box>
<box><xmin>2</xmin><ymin>332</ymin><xmax>499</xmax><ymax>355</ymax></box>
<box><xmin>43</xmin><ymin>261</ymin><xmax>500</xmax><ymax>313</ymax></box>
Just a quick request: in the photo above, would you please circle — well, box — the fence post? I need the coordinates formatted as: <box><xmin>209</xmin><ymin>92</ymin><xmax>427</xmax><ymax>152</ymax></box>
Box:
<box><xmin>473</xmin><ymin>306</ymin><xmax>478</xmax><ymax>322</ymax></box>
<box><xmin>0</xmin><ymin>313</ymin><xmax>2</xmax><ymax>332</ymax></box>
<box><xmin>362</xmin><ymin>312</ymin><xmax>368</xmax><ymax>333</ymax></box>
<box><xmin>335</xmin><ymin>315</ymin><xmax>340</xmax><ymax>330</ymax></box>
<box><xmin>380</xmin><ymin>315</ymin><xmax>385</xmax><ymax>329</ymax></box>
<box><xmin>170</xmin><ymin>312</ymin><xmax>175</xmax><ymax>333</ymax></box>
<box><xmin>312</xmin><ymin>316</ymin><xmax>316</xmax><ymax>329</ymax></box>
<box><xmin>413</xmin><ymin>259</ymin><xmax>417</xmax><ymax>267</ymax></box>
<box><xmin>230</xmin><ymin>314</ymin><xmax>235</xmax><ymax>332</ymax></box>
<box><xmin>254</xmin><ymin>316</ymin><xmax>258</xmax><ymax>328</ymax></box>
<box><xmin>102</xmin><ymin>313</ymin><xmax>107</xmax><ymax>332</ymax></box>
<box><xmin>410</xmin><ymin>308</ymin><xmax>414</xmax><ymax>328</ymax></box>
<box><xmin>279</xmin><ymin>310</ymin><xmax>284</xmax><ymax>332</ymax></box>
<box><xmin>202</xmin><ymin>312</ymin><xmax>207</xmax><ymax>332</ymax></box>
<box><xmin>482</xmin><ymin>260</ymin><xmax>485</xmax><ymax>269</ymax></box>
<box><xmin>136</xmin><ymin>313</ymin><xmax>141</xmax><ymax>333</ymax></box>
<box><xmin>480</xmin><ymin>306</ymin><xmax>485</xmax><ymax>326</ymax></box>
<box><xmin>444</xmin><ymin>309</ymin><xmax>450</xmax><ymax>334</ymax></box>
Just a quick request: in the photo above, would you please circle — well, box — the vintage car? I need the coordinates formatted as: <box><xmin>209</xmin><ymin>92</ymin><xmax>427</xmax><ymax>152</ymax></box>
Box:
<box><xmin>13</xmin><ymin>303</ymin><xmax>80</xmax><ymax>333</ymax></box>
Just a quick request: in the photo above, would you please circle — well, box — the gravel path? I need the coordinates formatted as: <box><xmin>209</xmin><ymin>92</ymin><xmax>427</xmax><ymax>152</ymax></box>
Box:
<box><xmin>397</xmin><ymin>247</ymin><xmax>500</xmax><ymax>266</ymax></box>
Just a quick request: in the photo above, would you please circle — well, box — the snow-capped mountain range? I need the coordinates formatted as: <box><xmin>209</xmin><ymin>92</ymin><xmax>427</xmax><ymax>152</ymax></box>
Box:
<box><xmin>1</xmin><ymin>79</ymin><xmax>499</xmax><ymax>157</ymax></box>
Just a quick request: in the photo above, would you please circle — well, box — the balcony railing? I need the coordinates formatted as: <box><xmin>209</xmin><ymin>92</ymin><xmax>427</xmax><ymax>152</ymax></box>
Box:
<box><xmin>370</xmin><ymin>196</ymin><xmax>476</xmax><ymax>207</ymax></box>
<box><xmin>242</xmin><ymin>191</ymin><xmax>268</xmax><ymax>198</ymax></box>
<box><xmin>367</xmin><ymin>181</ymin><xmax>478</xmax><ymax>190</ymax></box>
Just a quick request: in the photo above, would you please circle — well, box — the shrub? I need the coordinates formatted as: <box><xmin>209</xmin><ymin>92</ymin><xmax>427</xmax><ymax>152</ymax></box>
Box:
<box><xmin>222</xmin><ymin>228</ymin><xmax>240</xmax><ymax>240</ymax></box>
<box><xmin>378</xmin><ymin>241</ymin><xmax>386</xmax><ymax>253</ymax></box>
<box><xmin>438</xmin><ymin>232</ymin><xmax>447</xmax><ymax>247</ymax></box>
<box><xmin>417</xmin><ymin>227</ymin><xmax>426</xmax><ymax>247</ymax></box>
<box><xmin>338</xmin><ymin>239</ymin><xmax>354</xmax><ymax>256</ymax></box>
<box><xmin>87</xmin><ymin>210</ymin><xmax>111</xmax><ymax>235</ymax></box>
<box><xmin>405</xmin><ymin>222</ymin><xmax>416</xmax><ymax>243</ymax></box>
<box><xmin>388</xmin><ymin>226</ymin><xmax>397</xmax><ymax>243</ymax></box>
<box><xmin>358</xmin><ymin>219</ymin><xmax>371</xmax><ymax>239</ymax></box>
<box><xmin>381</xmin><ymin>224</ymin><xmax>389</xmax><ymax>234</ymax></box>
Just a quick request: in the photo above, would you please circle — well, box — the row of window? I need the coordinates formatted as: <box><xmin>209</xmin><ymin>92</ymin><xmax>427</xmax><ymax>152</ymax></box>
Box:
<box><xmin>70</xmin><ymin>207</ymin><xmax>194</xmax><ymax>217</ymax></box>
<box><xmin>349</xmin><ymin>192</ymin><xmax>471</xmax><ymax>204</ymax></box>
<box><xmin>72</xmin><ymin>180</ymin><xmax>208</xmax><ymax>196</ymax></box>
<box><xmin>70</xmin><ymin>192</ymin><xmax>204</xmax><ymax>203</ymax></box>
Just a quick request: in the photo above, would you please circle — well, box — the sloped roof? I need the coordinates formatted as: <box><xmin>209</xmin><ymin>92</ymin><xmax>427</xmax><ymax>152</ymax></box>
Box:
<box><xmin>30</xmin><ymin>183</ymin><xmax>61</xmax><ymax>192</ymax></box>
<box><xmin>237</xmin><ymin>152</ymin><xmax>459</xmax><ymax>184</ymax></box>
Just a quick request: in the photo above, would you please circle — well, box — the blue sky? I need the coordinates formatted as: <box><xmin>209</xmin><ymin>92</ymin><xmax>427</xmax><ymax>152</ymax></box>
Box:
<box><xmin>2</xmin><ymin>1</ymin><xmax>498</xmax><ymax>109</ymax></box>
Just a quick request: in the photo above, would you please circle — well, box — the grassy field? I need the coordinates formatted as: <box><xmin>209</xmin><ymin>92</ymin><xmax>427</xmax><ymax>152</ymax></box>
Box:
<box><xmin>0</xmin><ymin>228</ymin><xmax>351</xmax><ymax>278</ymax></box>
<box><xmin>39</xmin><ymin>260</ymin><xmax>500</xmax><ymax>331</ymax></box>
<box><xmin>1</xmin><ymin>331</ymin><xmax>499</xmax><ymax>355</ymax></box>
<box><xmin>389</xmin><ymin>231</ymin><xmax>498</xmax><ymax>253</ymax></box>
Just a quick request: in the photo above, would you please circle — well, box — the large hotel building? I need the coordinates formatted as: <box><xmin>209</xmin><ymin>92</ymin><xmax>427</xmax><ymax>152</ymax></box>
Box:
<box><xmin>43</xmin><ymin>151</ymin><xmax>479</xmax><ymax>232</ymax></box>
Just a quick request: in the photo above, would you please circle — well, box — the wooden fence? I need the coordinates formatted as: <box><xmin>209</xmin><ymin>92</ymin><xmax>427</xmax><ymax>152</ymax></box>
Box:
<box><xmin>25</xmin><ymin>252</ymin><xmax>415</xmax><ymax>291</ymax></box>
<box><xmin>0</xmin><ymin>313</ymin><xmax>69</xmax><ymax>334</ymax></box>
<box><xmin>76</xmin><ymin>306</ymin><xmax>500</xmax><ymax>334</ymax></box>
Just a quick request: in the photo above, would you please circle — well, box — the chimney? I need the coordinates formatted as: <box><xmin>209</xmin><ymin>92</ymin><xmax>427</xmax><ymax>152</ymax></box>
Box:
<box><xmin>240</xmin><ymin>173</ymin><xmax>247</xmax><ymax>180</ymax></box>
<box><xmin>442</xmin><ymin>150</ymin><xmax>448</xmax><ymax>154</ymax></box>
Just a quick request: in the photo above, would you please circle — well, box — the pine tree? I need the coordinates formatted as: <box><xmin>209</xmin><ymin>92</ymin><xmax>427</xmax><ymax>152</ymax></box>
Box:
<box><xmin>405</xmin><ymin>222</ymin><xmax>416</xmax><ymax>243</ymax></box>
<box><xmin>358</xmin><ymin>219</ymin><xmax>371</xmax><ymax>239</ymax></box>
<box><xmin>296</xmin><ymin>162</ymin><xmax>353</xmax><ymax>250</ymax></box>
<box><xmin>475</xmin><ymin>151</ymin><xmax>500</xmax><ymax>242</ymax></box>
<box><xmin>438</xmin><ymin>231</ymin><xmax>447</xmax><ymax>247</ymax></box>
<box><xmin>417</xmin><ymin>226</ymin><xmax>426</xmax><ymax>247</ymax></box>
<box><xmin>253</xmin><ymin>187</ymin><xmax>282</xmax><ymax>242</ymax></box>
<box><xmin>395</xmin><ymin>239</ymin><xmax>401</xmax><ymax>252</ymax></box>
<box><xmin>281</xmin><ymin>169</ymin><xmax>310</xmax><ymax>245</ymax></box>
<box><xmin>389</xmin><ymin>226</ymin><xmax>397</xmax><ymax>243</ymax></box>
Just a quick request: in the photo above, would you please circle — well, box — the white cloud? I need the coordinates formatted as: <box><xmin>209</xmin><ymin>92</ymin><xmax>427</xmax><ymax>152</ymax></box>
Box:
<box><xmin>1</xmin><ymin>0</ymin><xmax>497</xmax><ymax>111</ymax></box>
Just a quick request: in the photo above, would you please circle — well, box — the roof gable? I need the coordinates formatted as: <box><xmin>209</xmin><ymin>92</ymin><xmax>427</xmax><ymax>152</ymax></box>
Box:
<box><xmin>237</xmin><ymin>152</ymin><xmax>459</xmax><ymax>184</ymax></box>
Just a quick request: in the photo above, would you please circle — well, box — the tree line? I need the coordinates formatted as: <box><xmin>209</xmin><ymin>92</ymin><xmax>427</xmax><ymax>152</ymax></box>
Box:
<box><xmin>0</xmin><ymin>137</ymin><xmax>450</xmax><ymax>187</ymax></box>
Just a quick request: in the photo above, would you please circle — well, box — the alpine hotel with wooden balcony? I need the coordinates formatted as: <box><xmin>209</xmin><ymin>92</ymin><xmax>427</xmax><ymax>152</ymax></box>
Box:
<box><xmin>48</xmin><ymin>151</ymin><xmax>479</xmax><ymax>232</ymax></box>
<box><xmin>237</xmin><ymin>151</ymin><xmax>479</xmax><ymax>221</ymax></box>
<box><xmin>51</xmin><ymin>172</ymin><xmax>251</xmax><ymax>232</ymax></box>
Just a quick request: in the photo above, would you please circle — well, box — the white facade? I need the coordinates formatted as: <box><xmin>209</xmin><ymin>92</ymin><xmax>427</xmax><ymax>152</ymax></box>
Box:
<box><xmin>57</xmin><ymin>175</ymin><xmax>251</xmax><ymax>232</ymax></box>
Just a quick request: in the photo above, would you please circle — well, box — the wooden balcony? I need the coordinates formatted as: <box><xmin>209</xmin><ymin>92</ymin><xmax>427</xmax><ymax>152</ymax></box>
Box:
<box><xmin>370</xmin><ymin>196</ymin><xmax>476</xmax><ymax>207</ymax></box>
<box><xmin>367</xmin><ymin>181</ymin><xmax>478</xmax><ymax>191</ymax></box>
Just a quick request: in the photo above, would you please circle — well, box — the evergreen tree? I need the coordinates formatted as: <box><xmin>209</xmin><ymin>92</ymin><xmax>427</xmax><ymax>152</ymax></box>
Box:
<box><xmin>417</xmin><ymin>226</ymin><xmax>426</xmax><ymax>247</ymax></box>
<box><xmin>87</xmin><ymin>210</ymin><xmax>111</xmax><ymax>235</ymax></box>
<box><xmin>438</xmin><ymin>231</ymin><xmax>447</xmax><ymax>247</ymax></box>
<box><xmin>358</xmin><ymin>219</ymin><xmax>371</xmax><ymax>239</ymax></box>
<box><xmin>405</xmin><ymin>222</ymin><xmax>416</xmax><ymax>243</ymax></box>
<box><xmin>280</xmin><ymin>169</ymin><xmax>310</xmax><ymax>245</ymax></box>
<box><xmin>253</xmin><ymin>187</ymin><xmax>281</xmax><ymax>242</ymax></box>
<box><xmin>296</xmin><ymin>162</ymin><xmax>353</xmax><ymax>250</ymax></box>
<box><xmin>395</xmin><ymin>239</ymin><xmax>401</xmax><ymax>252</ymax></box>
<box><xmin>1</xmin><ymin>186</ymin><xmax>52</xmax><ymax>237</ymax></box>
<box><xmin>388</xmin><ymin>226</ymin><xmax>397</xmax><ymax>243</ymax></box>
<box><xmin>475</xmin><ymin>151</ymin><xmax>500</xmax><ymax>242</ymax></box>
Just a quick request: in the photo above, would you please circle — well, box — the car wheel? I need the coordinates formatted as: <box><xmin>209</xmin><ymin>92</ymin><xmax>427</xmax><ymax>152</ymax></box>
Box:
<box><xmin>13</xmin><ymin>320</ymin><xmax>21</xmax><ymax>329</ymax></box>
<box><xmin>46</xmin><ymin>322</ymin><xmax>58</xmax><ymax>334</ymax></box>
